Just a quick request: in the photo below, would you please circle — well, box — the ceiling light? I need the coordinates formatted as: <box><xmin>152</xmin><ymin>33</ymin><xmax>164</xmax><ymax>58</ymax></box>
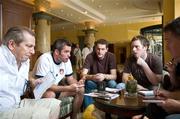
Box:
<box><xmin>39</xmin><ymin>7</ymin><xmax>46</xmax><ymax>12</ymax></box>
<box><xmin>115</xmin><ymin>3</ymin><xmax>119</xmax><ymax>5</ymax></box>
<box><xmin>84</xmin><ymin>11</ymin><xmax>88</xmax><ymax>14</ymax></box>
<box><xmin>60</xmin><ymin>9</ymin><xmax>64</xmax><ymax>12</ymax></box>
<box><xmin>98</xmin><ymin>5</ymin><xmax>102</xmax><ymax>8</ymax></box>
<box><xmin>91</xmin><ymin>0</ymin><xmax>94</xmax><ymax>2</ymax></box>
<box><xmin>123</xmin><ymin>7</ymin><xmax>127</xmax><ymax>10</ymax></box>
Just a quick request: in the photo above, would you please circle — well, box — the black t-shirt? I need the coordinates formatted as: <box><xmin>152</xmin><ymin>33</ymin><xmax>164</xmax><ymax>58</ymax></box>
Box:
<box><xmin>123</xmin><ymin>53</ymin><xmax>163</xmax><ymax>89</ymax></box>
<box><xmin>83</xmin><ymin>52</ymin><xmax>116</xmax><ymax>74</ymax></box>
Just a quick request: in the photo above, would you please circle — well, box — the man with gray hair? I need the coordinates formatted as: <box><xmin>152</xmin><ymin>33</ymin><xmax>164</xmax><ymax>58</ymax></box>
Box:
<box><xmin>0</xmin><ymin>26</ymin><xmax>61</xmax><ymax>119</ymax></box>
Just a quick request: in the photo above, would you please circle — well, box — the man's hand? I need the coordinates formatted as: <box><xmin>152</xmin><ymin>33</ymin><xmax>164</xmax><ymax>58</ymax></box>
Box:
<box><xmin>68</xmin><ymin>83</ymin><xmax>78</xmax><ymax>92</ymax></box>
<box><xmin>68</xmin><ymin>83</ymin><xmax>84</xmax><ymax>93</ymax></box>
<box><xmin>95</xmin><ymin>73</ymin><xmax>105</xmax><ymax>81</ymax></box>
<box><xmin>30</xmin><ymin>78</ymin><xmax>43</xmax><ymax>88</ymax></box>
<box><xmin>78</xmin><ymin>79</ymin><xmax>85</xmax><ymax>85</ymax></box>
<box><xmin>158</xmin><ymin>99</ymin><xmax>180</xmax><ymax>113</ymax></box>
<box><xmin>154</xmin><ymin>88</ymin><xmax>170</xmax><ymax>98</ymax></box>
<box><xmin>136</xmin><ymin>57</ymin><xmax>146</xmax><ymax>66</ymax></box>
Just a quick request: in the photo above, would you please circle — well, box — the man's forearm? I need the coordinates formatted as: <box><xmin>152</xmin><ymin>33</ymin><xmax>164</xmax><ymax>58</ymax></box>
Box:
<box><xmin>142</xmin><ymin>62</ymin><xmax>161</xmax><ymax>85</ymax></box>
<box><xmin>104</xmin><ymin>74</ymin><xmax>116</xmax><ymax>80</ymax></box>
<box><xmin>49</xmin><ymin>85</ymin><xmax>69</xmax><ymax>92</ymax></box>
<box><xmin>83</xmin><ymin>74</ymin><xmax>94</xmax><ymax>80</ymax></box>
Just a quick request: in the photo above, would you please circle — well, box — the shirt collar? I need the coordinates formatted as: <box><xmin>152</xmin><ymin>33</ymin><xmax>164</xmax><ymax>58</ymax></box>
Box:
<box><xmin>2</xmin><ymin>45</ymin><xmax>17</xmax><ymax>65</ymax></box>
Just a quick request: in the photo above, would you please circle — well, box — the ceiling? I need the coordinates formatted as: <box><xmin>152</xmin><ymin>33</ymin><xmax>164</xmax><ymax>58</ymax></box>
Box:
<box><xmin>22</xmin><ymin>0</ymin><xmax>163</xmax><ymax>30</ymax></box>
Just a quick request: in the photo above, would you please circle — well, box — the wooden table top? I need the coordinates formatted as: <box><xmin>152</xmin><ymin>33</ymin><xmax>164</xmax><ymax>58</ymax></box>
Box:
<box><xmin>94</xmin><ymin>94</ymin><xmax>147</xmax><ymax>118</ymax></box>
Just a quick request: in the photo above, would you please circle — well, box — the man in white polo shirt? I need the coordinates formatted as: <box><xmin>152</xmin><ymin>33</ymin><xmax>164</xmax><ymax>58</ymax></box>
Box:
<box><xmin>0</xmin><ymin>26</ymin><xmax>61</xmax><ymax>119</ymax></box>
<box><xmin>32</xmin><ymin>38</ymin><xmax>84</xmax><ymax>119</ymax></box>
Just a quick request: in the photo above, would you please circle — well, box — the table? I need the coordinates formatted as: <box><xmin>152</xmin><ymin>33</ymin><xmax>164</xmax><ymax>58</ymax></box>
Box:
<box><xmin>94</xmin><ymin>94</ymin><xmax>146</xmax><ymax>119</ymax></box>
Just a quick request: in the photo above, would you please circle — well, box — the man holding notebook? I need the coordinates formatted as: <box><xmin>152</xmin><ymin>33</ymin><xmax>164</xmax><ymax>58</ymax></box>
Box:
<box><xmin>0</xmin><ymin>26</ymin><xmax>60</xmax><ymax>119</ymax></box>
<box><xmin>32</xmin><ymin>39</ymin><xmax>84</xmax><ymax>119</ymax></box>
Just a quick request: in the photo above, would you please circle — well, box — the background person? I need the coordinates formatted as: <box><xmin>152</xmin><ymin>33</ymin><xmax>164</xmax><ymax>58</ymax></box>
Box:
<box><xmin>32</xmin><ymin>38</ymin><xmax>84</xmax><ymax>119</ymax></box>
<box><xmin>122</xmin><ymin>35</ymin><xmax>163</xmax><ymax>90</ymax></box>
<box><xmin>0</xmin><ymin>26</ymin><xmax>61</xmax><ymax>119</ymax></box>
<box><xmin>82</xmin><ymin>43</ymin><xmax>93</xmax><ymax>65</ymax></box>
<box><xmin>73</xmin><ymin>43</ymin><xmax>82</xmax><ymax>71</ymax></box>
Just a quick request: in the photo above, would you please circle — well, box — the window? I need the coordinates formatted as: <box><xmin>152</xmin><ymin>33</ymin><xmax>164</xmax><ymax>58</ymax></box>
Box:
<box><xmin>140</xmin><ymin>24</ymin><xmax>163</xmax><ymax>60</ymax></box>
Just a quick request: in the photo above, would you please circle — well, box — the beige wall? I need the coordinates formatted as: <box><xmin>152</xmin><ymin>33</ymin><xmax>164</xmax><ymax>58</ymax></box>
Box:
<box><xmin>51</xmin><ymin>29</ymin><xmax>83</xmax><ymax>45</ymax></box>
<box><xmin>175</xmin><ymin>0</ymin><xmax>180</xmax><ymax>18</ymax></box>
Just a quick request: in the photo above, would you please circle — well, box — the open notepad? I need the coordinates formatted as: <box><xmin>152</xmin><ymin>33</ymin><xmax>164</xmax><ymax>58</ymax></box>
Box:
<box><xmin>138</xmin><ymin>90</ymin><xmax>154</xmax><ymax>96</ymax></box>
<box><xmin>138</xmin><ymin>90</ymin><xmax>155</xmax><ymax>99</ymax></box>
<box><xmin>84</xmin><ymin>92</ymin><xmax>119</xmax><ymax>100</ymax></box>
<box><xmin>105</xmin><ymin>87</ymin><xmax>122</xmax><ymax>93</ymax></box>
<box><xmin>143</xmin><ymin>99</ymin><xmax>165</xmax><ymax>103</ymax></box>
<box><xmin>33</xmin><ymin>72</ymin><xmax>56</xmax><ymax>99</ymax></box>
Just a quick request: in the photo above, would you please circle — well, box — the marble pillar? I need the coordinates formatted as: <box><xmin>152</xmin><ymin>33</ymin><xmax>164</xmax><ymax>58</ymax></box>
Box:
<box><xmin>33</xmin><ymin>12</ymin><xmax>52</xmax><ymax>53</ymax></box>
<box><xmin>83</xmin><ymin>21</ymin><xmax>97</xmax><ymax>48</ymax></box>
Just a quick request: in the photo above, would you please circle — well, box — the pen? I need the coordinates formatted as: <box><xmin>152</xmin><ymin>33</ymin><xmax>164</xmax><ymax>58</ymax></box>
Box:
<box><xmin>157</xmin><ymin>83</ymin><xmax>161</xmax><ymax>92</ymax></box>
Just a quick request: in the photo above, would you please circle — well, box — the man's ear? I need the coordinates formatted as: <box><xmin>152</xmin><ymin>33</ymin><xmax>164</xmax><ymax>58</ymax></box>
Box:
<box><xmin>8</xmin><ymin>40</ymin><xmax>16</xmax><ymax>50</ymax></box>
<box><xmin>54</xmin><ymin>49</ymin><xmax>60</xmax><ymax>55</ymax></box>
<box><xmin>144</xmin><ymin>46</ymin><xmax>148</xmax><ymax>51</ymax></box>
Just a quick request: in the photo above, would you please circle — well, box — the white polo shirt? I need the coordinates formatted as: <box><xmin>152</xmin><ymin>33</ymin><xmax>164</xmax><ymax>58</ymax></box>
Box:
<box><xmin>32</xmin><ymin>52</ymin><xmax>73</xmax><ymax>85</ymax></box>
<box><xmin>0</xmin><ymin>45</ymin><xmax>29</xmax><ymax>111</ymax></box>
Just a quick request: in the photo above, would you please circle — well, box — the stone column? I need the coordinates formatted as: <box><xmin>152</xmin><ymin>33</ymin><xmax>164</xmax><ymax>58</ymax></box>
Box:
<box><xmin>33</xmin><ymin>12</ymin><xmax>52</xmax><ymax>53</ymax></box>
<box><xmin>83</xmin><ymin>21</ymin><xmax>97</xmax><ymax>48</ymax></box>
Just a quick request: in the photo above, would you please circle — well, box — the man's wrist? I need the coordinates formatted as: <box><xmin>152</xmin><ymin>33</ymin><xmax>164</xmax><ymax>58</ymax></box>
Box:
<box><xmin>104</xmin><ymin>74</ymin><xmax>108</xmax><ymax>80</ymax></box>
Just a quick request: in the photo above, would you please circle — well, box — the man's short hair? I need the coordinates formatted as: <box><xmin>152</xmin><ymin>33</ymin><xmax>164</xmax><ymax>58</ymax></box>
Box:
<box><xmin>51</xmin><ymin>38</ymin><xmax>72</xmax><ymax>52</ymax></box>
<box><xmin>94</xmin><ymin>39</ymin><xmax>109</xmax><ymax>48</ymax></box>
<box><xmin>164</xmin><ymin>17</ymin><xmax>180</xmax><ymax>38</ymax></box>
<box><xmin>131</xmin><ymin>35</ymin><xmax>150</xmax><ymax>49</ymax></box>
<box><xmin>2</xmin><ymin>26</ymin><xmax>35</xmax><ymax>46</ymax></box>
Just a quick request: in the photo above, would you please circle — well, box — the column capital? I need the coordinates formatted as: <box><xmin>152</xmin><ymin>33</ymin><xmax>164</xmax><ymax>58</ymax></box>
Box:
<box><xmin>82</xmin><ymin>29</ymin><xmax>97</xmax><ymax>35</ymax></box>
<box><xmin>33</xmin><ymin>12</ymin><xmax>52</xmax><ymax>21</ymax></box>
<box><xmin>82</xmin><ymin>21</ymin><xmax>97</xmax><ymax>48</ymax></box>
<box><xmin>84</xmin><ymin>21</ymin><xmax>96</xmax><ymax>29</ymax></box>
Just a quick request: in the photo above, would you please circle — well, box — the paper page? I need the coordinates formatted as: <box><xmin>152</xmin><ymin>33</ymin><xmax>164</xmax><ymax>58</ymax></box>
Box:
<box><xmin>33</xmin><ymin>72</ymin><xmax>55</xmax><ymax>99</ymax></box>
<box><xmin>84</xmin><ymin>92</ymin><xmax>119</xmax><ymax>100</ymax></box>
<box><xmin>143</xmin><ymin>99</ymin><xmax>165</xmax><ymax>103</ymax></box>
<box><xmin>105</xmin><ymin>87</ymin><xmax>121</xmax><ymax>93</ymax></box>
<box><xmin>138</xmin><ymin>90</ymin><xmax>154</xmax><ymax>96</ymax></box>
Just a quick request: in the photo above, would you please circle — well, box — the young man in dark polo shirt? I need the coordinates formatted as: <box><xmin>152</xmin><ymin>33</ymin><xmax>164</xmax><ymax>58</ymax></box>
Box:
<box><xmin>122</xmin><ymin>35</ymin><xmax>163</xmax><ymax>90</ymax></box>
<box><xmin>81</xmin><ymin>39</ymin><xmax>117</xmax><ymax>108</ymax></box>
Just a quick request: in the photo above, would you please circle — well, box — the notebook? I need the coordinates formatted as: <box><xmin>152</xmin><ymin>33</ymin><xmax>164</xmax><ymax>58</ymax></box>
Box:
<box><xmin>138</xmin><ymin>90</ymin><xmax>154</xmax><ymax>96</ymax></box>
<box><xmin>84</xmin><ymin>92</ymin><xmax>119</xmax><ymax>100</ymax></box>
